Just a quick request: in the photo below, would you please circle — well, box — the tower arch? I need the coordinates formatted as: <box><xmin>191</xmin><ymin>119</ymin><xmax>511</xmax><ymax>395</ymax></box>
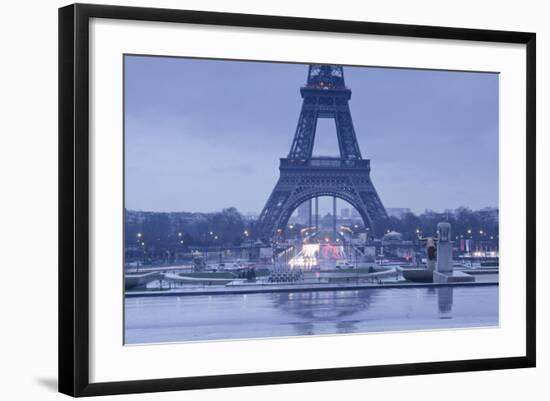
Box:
<box><xmin>276</xmin><ymin>191</ymin><xmax>372</xmax><ymax>234</ymax></box>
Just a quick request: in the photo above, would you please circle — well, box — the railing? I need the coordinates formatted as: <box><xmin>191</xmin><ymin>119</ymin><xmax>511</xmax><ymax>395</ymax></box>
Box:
<box><xmin>280</xmin><ymin>157</ymin><xmax>370</xmax><ymax>169</ymax></box>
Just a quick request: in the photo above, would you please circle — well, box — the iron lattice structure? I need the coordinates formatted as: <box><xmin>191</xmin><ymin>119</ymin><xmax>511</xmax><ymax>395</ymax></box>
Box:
<box><xmin>257</xmin><ymin>64</ymin><xmax>388</xmax><ymax>239</ymax></box>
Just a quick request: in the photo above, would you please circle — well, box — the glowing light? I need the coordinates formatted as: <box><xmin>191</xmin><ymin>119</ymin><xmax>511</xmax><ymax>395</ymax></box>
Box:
<box><xmin>137</xmin><ymin>233</ymin><xmax>142</xmax><ymax>238</ymax></box>
<box><xmin>302</xmin><ymin>244</ymin><xmax>318</xmax><ymax>257</ymax></box>
<box><xmin>289</xmin><ymin>244</ymin><xmax>320</xmax><ymax>269</ymax></box>
<box><xmin>178</xmin><ymin>232</ymin><xmax>182</xmax><ymax>237</ymax></box>
<box><xmin>470</xmin><ymin>250</ymin><xmax>499</xmax><ymax>258</ymax></box>
<box><xmin>321</xmin><ymin>244</ymin><xmax>346</xmax><ymax>259</ymax></box>
<box><xmin>467</xmin><ymin>229</ymin><xmax>472</xmax><ymax>234</ymax></box>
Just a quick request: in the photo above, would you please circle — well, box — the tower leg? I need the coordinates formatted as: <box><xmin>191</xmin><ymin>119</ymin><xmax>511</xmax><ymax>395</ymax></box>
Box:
<box><xmin>333</xmin><ymin>197</ymin><xmax>337</xmax><ymax>240</ymax></box>
<box><xmin>308</xmin><ymin>199</ymin><xmax>312</xmax><ymax>228</ymax></box>
<box><xmin>315</xmin><ymin>197</ymin><xmax>319</xmax><ymax>233</ymax></box>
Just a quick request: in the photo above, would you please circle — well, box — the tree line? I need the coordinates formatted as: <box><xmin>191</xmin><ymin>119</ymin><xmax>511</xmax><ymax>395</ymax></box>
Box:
<box><xmin>125</xmin><ymin>206</ymin><xmax>497</xmax><ymax>253</ymax></box>
<box><xmin>385</xmin><ymin>207</ymin><xmax>498</xmax><ymax>241</ymax></box>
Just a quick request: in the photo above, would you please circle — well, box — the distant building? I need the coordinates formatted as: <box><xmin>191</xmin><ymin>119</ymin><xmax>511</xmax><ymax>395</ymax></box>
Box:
<box><xmin>320</xmin><ymin>213</ymin><xmax>334</xmax><ymax>228</ymax></box>
<box><xmin>383</xmin><ymin>230</ymin><xmax>403</xmax><ymax>242</ymax></box>
<box><xmin>381</xmin><ymin>230</ymin><xmax>415</xmax><ymax>260</ymax></box>
<box><xmin>297</xmin><ymin>202</ymin><xmax>311</xmax><ymax>224</ymax></box>
<box><xmin>386</xmin><ymin>208</ymin><xmax>412</xmax><ymax>218</ymax></box>
<box><xmin>125</xmin><ymin>209</ymin><xmax>148</xmax><ymax>224</ymax></box>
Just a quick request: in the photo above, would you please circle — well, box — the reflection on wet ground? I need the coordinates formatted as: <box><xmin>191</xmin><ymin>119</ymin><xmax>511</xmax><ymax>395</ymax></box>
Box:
<box><xmin>125</xmin><ymin>285</ymin><xmax>498</xmax><ymax>344</ymax></box>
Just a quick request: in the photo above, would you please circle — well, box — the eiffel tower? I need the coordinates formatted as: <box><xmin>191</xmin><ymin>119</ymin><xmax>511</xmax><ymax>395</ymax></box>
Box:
<box><xmin>256</xmin><ymin>64</ymin><xmax>388</xmax><ymax>239</ymax></box>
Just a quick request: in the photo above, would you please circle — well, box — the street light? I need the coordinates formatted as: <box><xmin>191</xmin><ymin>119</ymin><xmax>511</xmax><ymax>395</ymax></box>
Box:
<box><xmin>139</xmin><ymin>241</ymin><xmax>146</xmax><ymax>271</ymax></box>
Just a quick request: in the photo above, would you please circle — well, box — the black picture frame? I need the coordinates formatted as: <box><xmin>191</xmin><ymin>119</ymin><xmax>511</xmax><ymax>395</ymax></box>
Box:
<box><xmin>59</xmin><ymin>3</ymin><xmax>536</xmax><ymax>397</ymax></box>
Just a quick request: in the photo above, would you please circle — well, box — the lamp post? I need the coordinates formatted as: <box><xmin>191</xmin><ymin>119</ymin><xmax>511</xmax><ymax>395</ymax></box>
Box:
<box><xmin>140</xmin><ymin>241</ymin><xmax>145</xmax><ymax>272</ymax></box>
<box><xmin>135</xmin><ymin>233</ymin><xmax>143</xmax><ymax>272</ymax></box>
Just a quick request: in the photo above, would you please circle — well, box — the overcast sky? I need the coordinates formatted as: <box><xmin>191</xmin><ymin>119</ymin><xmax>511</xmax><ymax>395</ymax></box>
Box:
<box><xmin>124</xmin><ymin>55</ymin><xmax>498</xmax><ymax>215</ymax></box>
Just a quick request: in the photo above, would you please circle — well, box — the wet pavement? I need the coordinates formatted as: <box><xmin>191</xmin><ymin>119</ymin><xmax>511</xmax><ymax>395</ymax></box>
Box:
<box><xmin>125</xmin><ymin>285</ymin><xmax>498</xmax><ymax>344</ymax></box>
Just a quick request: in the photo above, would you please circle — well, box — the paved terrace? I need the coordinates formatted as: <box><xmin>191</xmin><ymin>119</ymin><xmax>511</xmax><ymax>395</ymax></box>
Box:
<box><xmin>126</xmin><ymin>277</ymin><xmax>498</xmax><ymax>298</ymax></box>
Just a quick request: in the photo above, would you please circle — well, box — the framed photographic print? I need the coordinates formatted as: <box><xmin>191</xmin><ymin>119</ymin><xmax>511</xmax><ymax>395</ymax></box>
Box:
<box><xmin>58</xmin><ymin>3</ymin><xmax>536</xmax><ymax>397</ymax></box>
